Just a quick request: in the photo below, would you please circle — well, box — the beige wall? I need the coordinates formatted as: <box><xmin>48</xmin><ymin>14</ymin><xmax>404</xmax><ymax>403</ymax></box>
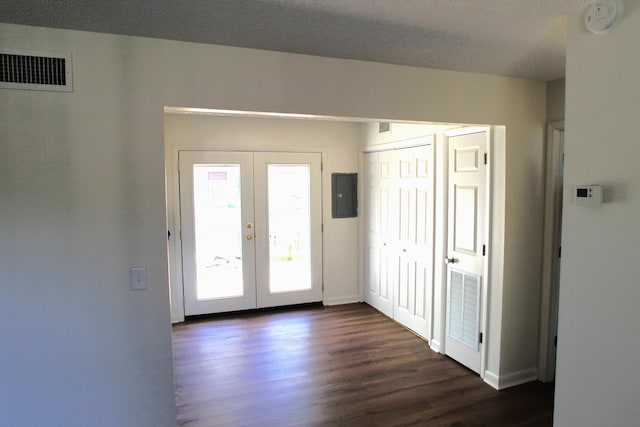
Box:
<box><xmin>546</xmin><ymin>78</ymin><xmax>566</xmax><ymax>123</ymax></box>
<box><xmin>555</xmin><ymin>5</ymin><xmax>640</xmax><ymax>426</ymax></box>
<box><xmin>0</xmin><ymin>22</ymin><xmax>545</xmax><ymax>425</ymax></box>
<box><xmin>164</xmin><ymin>113</ymin><xmax>362</xmax><ymax>321</ymax></box>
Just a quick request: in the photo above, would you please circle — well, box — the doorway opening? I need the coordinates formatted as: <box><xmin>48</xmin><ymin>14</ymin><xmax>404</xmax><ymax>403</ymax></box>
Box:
<box><xmin>164</xmin><ymin>108</ymin><xmax>544</xmax><ymax>385</ymax></box>
<box><xmin>539</xmin><ymin>121</ymin><xmax>565</xmax><ymax>382</ymax></box>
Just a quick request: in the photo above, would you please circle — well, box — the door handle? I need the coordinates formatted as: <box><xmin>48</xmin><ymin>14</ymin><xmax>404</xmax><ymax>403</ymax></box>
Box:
<box><xmin>247</xmin><ymin>233</ymin><xmax>254</xmax><ymax>240</ymax></box>
<box><xmin>247</xmin><ymin>222</ymin><xmax>253</xmax><ymax>229</ymax></box>
<box><xmin>444</xmin><ymin>257</ymin><xmax>457</xmax><ymax>264</ymax></box>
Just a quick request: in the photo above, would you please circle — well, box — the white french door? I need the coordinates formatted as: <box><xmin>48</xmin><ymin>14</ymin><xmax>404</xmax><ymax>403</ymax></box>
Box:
<box><xmin>179</xmin><ymin>150</ymin><xmax>323</xmax><ymax>316</ymax></box>
<box><xmin>364</xmin><ymin>144</ymin><xmax>434</xmax><ymax>338</ymax></box>
<box><xmin>444</xmin><ymin>130</ymin><xmax>488</xmax><ymax>374</ymax></box>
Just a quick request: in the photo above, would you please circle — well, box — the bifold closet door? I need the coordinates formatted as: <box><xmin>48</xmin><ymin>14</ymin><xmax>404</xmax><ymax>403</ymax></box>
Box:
<box><xmin>364</xmin><ymin>145</ymin><xmax>434</xmax><ymax>338</ymax></box>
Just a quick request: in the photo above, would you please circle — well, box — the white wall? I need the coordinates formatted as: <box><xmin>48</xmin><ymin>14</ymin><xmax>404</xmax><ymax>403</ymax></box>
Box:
<box><xmin>554</xmin><ymin>4</ymin><xmax>640</xmax><ymax>426</ymax></box>
<box><xmin>164</xmin><ymin>113</ymin><xmax>362</xmax><ymax>321</ymax></box>
<box><xmin>0</xmin><ymin>23</ymin><xmax>545</xmax><ymax>425</ymax></box>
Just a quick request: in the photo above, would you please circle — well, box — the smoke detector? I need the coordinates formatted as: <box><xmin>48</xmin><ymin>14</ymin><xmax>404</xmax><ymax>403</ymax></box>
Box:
<box><xmin>585</xmin><ymin>0</ymin><xmax>624</xmax><ymax>35</ymax></box>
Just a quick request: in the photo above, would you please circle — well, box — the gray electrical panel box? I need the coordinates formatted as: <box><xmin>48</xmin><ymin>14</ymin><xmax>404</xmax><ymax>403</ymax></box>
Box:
<box><xmin>331</xmin><ymin>173</ymin><xmax>357</xmax><ymax>218</ymax></box>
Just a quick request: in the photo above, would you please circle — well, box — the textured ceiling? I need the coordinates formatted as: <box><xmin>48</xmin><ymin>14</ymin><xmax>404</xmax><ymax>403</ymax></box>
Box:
<box><xmin>1</xmin><ymin>0</ymin><xmax>594</xmax><ymax>81</ymax></box>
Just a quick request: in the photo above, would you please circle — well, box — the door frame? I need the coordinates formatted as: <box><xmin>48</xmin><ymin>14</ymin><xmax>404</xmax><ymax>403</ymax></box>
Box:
<box><xmin>168</xmin><ymin>146</ymin><xmax>325</xmax><ymax>322</ymax></box>
<box><xmin>538</xmin><ymin>121</ymin><xmax>565</xmax><ymax>382</ymax></box>
<box><xmin>439</xmin><ymin>126</ymin><xmax>492</xmax><ymax>378</ymax></box>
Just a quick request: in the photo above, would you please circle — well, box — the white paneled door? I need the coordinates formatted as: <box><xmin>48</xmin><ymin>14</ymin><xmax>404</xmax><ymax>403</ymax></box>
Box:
<box><xmin>179</xmin><ymin>151</ymin><xmax>323</xmax><ymax>316</ymax></box>
<box><xmin>394</xmin><ymin>146</ymin><xmax>434</xmax><ymax>338</ymax></box>
<box><xmin>365</xmin><ymin>144</ymin><xmax>434</xmax><ymax>338</ymax></box>
<box><xmin>364</xmin><ymin>151</ymin><xmax>395</xmax><ymax>318</ymax></box>
<box><xmin>445</xmin><ymin>130</ymin><xmax>488</xmax><ymax>374</ymax></box>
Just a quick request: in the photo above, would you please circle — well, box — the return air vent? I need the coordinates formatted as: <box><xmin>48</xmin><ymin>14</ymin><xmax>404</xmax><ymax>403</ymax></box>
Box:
<box><xmin>0</xmin><ymin>49</ymin><xmax>73</xmax><ymax>92</ymax></box>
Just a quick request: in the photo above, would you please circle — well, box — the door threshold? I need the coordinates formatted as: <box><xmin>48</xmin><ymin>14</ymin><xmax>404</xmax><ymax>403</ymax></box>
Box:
<box><xmin>183</xmin><ymin>301</ymin><xmax>324</xmax><ymax>322</ymax></box>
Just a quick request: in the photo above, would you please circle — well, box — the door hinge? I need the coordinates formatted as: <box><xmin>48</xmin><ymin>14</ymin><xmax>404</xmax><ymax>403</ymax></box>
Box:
<box><xmin>484</xmin><ymin>152</ymin><xmax>488</xmax><ymax>165</ymax></box>
<box><xmin>479</xmin><ymin>332</ymin><xmax>483</xmax><ymax>344</ymax></box>
<box><xmin>321</xmin><ymin>224</ymin><xmax>324</xmax><ymax>233</ymax></box>
<box><xmin>322</xmin><ymin>282</ymin><xmax>325</xmax><ymax>291</ymax></box>
<box><xmin>482</xmin><ymin>244</ymin><xmax>486</xmax><ymax>256</ymax></box>
<box><xmin>558</xmin><ymin>246</ymin><xmax>562</xmax><ymax>258</ymax></box>
<box><xmin>554</xmin><ymin>335</ymin><xmax>558</xmax><ymax>347</ymax></box>
<box><xmin>168</xmin><ymin>230</ymin><xmax>171</xmax><ymax>241</ymax></box>
<box><xmin>321</xmin><ymin>161</ymin><xmax>323</xmax><ymax>172</ymax></box>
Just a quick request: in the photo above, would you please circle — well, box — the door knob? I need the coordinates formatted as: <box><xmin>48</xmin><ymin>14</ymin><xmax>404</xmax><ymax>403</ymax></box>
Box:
<box><xmin>247</xmin><ymin>222</ymin><xmax>253</xmax><ymax>229</ymax></box>
<box><xmin>444</xmin><ymin>257</ymin><xmax>457</xmax><ymax>264</ymax></box>
<box><xmin>247</xmin><ymin>233</ymin><xmax>254</xmax><ymax>240</ymax></box>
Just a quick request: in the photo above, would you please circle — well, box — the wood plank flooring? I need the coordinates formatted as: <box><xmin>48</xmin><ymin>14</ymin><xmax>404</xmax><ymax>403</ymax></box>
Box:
<box><xmin>173</xmin><ymin>303</ymin><xmax>554</xmax><ymax>426</ymax></box>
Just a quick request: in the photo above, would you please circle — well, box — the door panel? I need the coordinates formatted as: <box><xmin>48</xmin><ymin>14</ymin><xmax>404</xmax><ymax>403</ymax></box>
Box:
<box><xmin>454</xmin><ymin>185</ymin><xmax>478</xmax><ymax>254</ymax></box>
<box><xmin>364</xmin><ymin>151</ymin><xmax>394</xmax><ymax>317</ymax></box>
<box><xmin>394</xmin><ymin>145</ymin><xmax>434</xmax><ymax>338</ymax></box>
<box><xmin>180</xmin><ymin>151</ymin><xmax>256</xmax><ymax>315</ymax></box>
<box><xmin>445</xmin><ymin>131</ymin><xmax>487</xmax><ymax>374</ymax></box>
<box><xmin>254</xmin><ymin>152</ymin><xmax>323</xmax><ymax>308</ymax></box>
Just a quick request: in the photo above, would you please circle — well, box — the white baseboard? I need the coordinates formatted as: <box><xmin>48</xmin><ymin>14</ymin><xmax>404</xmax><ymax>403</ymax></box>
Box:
<box><xmin>429</xmin><ymin>339</ymin><xmax>442</xmax><ymax>354</ymax></box>
<box><xmin>324</xmin><ymin>295</ymin><xmax>360</xmax><ymax>306</ymax></box>
<box><xmin>483</xmin><ymin>370</ymin><xmax>500</xmax><ymax>390</ymax></box>
<box><xmin>483</xmin><ymin>367</ymin><xmax>538</xmax><ymax>390</ymax></box>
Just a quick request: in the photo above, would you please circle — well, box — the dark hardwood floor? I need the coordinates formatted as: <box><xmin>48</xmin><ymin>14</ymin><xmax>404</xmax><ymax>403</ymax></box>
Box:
<box><xmin>173</xmin><ymin>303</ymin><xmax>554</xmax><ymax>426</ymax></box>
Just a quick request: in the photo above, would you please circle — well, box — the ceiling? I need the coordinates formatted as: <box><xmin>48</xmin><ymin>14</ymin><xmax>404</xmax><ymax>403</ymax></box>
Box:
<box><xmin>1</xmin><ymin>0</ymin><xmax>594</xmax><ymax>81</ymax></box>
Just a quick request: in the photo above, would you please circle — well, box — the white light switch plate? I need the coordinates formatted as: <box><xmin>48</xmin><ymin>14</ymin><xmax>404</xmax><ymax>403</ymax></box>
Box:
<box><xmin>130</xmin><ymin>267</ymin><xmax>147</xmax><ymax>290</ymax></box>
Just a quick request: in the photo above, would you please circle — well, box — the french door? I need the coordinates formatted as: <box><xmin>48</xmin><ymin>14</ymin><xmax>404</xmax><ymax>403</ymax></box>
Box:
<box><xmin>179</xmin><ymin>151</ymin><xmax>323</xmax><ymax>316</ymax></box>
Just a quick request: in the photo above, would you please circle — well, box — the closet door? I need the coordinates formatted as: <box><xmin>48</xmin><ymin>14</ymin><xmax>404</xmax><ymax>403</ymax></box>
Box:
<box><xmin>364</xmin><ymin>144</ymin><xmax>434</xmax><ymax>339</ymax></box>
<box><xmin>394</xmin><ymin>145</ymin><xmax>434</xmax><ymax>338</ymax></box>
<box><xmin>364</xmin><ymin>151</ymin><xmax>396</xmax><ymax>317</ymax></box>
<box><xmin>444</xmin><ymin>130</ymin><xmax>487</xmax><ymax>374</ymax></box>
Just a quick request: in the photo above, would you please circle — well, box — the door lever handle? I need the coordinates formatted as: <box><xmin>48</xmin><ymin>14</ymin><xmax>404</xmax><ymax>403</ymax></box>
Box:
<box><xmin>444</xmin><ymin>257</ymin><xmax>457</xmax><ymax>264</ymax></box>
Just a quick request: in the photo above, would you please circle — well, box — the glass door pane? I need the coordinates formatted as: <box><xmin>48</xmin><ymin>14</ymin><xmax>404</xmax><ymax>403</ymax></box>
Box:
<box><xmin>267</xmin><ymin>164</ymin><xmax>312</xmax><ymax>293</ymax></box>
<box><xmin>192</xmin><ymin>164</ymin><xmax>243</xmax><ymax>299</ymax></box>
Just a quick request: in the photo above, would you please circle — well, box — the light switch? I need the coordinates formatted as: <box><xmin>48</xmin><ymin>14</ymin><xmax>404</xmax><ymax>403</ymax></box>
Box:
<box><xmin>130</xmin><ymin>267</ymin><xmax>147</xmax><ymax>290</ymax></box>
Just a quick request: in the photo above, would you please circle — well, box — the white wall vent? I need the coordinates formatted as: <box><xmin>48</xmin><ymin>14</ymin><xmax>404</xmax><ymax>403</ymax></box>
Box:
<box><xmin>0</xmin><ymin>49</ymin><xmax>73</xmax><ymax>92</ymax></box>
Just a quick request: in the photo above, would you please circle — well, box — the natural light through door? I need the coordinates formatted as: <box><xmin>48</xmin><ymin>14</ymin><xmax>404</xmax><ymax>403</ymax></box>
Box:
<box><xmin>267</xmin><ymin>164</ymin><xmax>312</xmax><ymax>293</ymax></box>
<box><xmin>180</xmin><ymin>150</ymin><xmax>322</xmax><ymax>315</ymax></box>
<box><xmin>192</xmin><ymin>164</ymin><xmax>244</xmax><ymax>299</ymax></box>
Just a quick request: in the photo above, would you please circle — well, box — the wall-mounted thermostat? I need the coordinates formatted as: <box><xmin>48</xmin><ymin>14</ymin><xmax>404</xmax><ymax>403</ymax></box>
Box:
<box><xmin>575</xmin><ymin>185</ymin><xmax>603</xmax><ymax>207</ymax></box>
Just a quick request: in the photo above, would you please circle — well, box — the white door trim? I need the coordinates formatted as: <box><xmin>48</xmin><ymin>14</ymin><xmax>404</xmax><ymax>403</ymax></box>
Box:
<box><xmin>538</xmin><ymin>121</ymin><xmax>565</xmax><ymax>382</ymax></box>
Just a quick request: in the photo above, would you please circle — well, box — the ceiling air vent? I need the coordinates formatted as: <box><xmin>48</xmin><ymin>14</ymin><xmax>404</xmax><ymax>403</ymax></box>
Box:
<box><xmin>0</xmin><ymin>49</ymin><xmax>73</xmax><ymax>92</ymax></box>
<box><xmin>379</xmin><ymin>122</ymin><xmax>390</xmax><ymax>133</ymax></box>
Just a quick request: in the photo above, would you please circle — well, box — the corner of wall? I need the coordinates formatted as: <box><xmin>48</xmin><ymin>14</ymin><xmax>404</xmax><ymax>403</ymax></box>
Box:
<box><xmin>483</xmin><ymin>367</ymin><xmax>538</xmax><ymax>390</ymax></box>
